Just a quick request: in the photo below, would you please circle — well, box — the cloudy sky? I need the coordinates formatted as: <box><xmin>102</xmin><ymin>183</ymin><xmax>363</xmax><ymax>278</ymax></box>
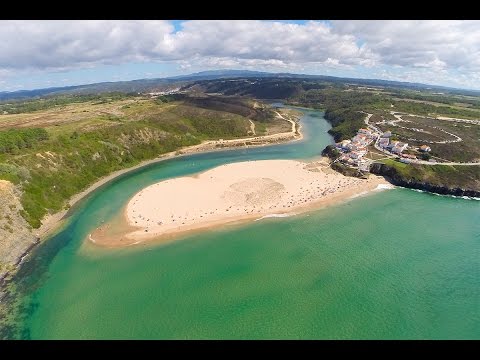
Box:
<box><xmin>1</xmin><ymin>20</ymin><xmax>479</xmax><ymax>92</ymax></box>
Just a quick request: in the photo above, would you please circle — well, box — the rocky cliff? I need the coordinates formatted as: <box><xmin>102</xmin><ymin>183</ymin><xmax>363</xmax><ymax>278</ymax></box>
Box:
<box><xmin>370</xmin><ymin>162</ymin><xmax>480</xmax><ymax>198</ymax></box>
<box><xmin>0</xmin><ymin>180</ymin><xmax>37</xmax><ymax>282</ymax></box>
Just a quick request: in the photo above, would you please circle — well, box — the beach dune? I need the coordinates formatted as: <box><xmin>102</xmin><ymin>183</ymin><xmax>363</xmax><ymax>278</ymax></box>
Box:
<box><xmin>89</xmin><ymin>159</ymin><xmax>388</xmax><ymax>247</ymax></box>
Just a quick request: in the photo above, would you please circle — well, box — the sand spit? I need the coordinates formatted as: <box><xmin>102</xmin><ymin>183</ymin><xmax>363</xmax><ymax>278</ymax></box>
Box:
<box><xmin>89</xmin><ymin>159</ymin><xmax>389</xmax><ymax>247</ymax></box>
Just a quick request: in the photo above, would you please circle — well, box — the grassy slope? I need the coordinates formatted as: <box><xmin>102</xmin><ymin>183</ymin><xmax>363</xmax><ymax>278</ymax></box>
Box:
<box><xmin>0</xmin><ymin>95</ymin><xmax>279</xmax><ymax>228</ymax></box>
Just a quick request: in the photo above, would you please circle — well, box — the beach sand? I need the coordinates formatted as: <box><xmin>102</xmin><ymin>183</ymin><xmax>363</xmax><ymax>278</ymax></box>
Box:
<box><xmin>89</xmin><ymin>159</ymin><xmax>389</xmax><ymax>247</ymax></box>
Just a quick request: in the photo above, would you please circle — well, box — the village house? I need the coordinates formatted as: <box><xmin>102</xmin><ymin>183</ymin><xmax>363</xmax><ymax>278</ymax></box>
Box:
<box><xmin>358</xmin><ymin>128</ymin><xmax>371</xmax><ymax>135</ymax></box>
<box><xmin>350</xmin><ymin>143</ymin><xmax>364</xmax><ymax>151</ymax></box>
<box><xmin>352</xmin><ymin>134</ymin><xmax>366</xmax><ymax>143</ymax></box>
<box><xmin>350</xmin><ymin>150</ymin><xmax>366</xmax><ymax>160</ymax></box>
<box><xmin>378</xmin><ymin>138</ymin><xmax>389</xmax><ymax>148</ymax></box>
<box><xmin>391</xmin><ymin>142</ymin><xmax>408</xmax><ymax>154</ymax></box>
<box><xmin>401</xmin><ymin>153</ymin><xmax>417</xmax><ymax>160</ymax></box>
<box><xmin>381</xmin><ymin>131</ymin><xmax>392</xmax><ymax>138</ymax></box>
<box><xmin>419</xmin><ymin>145</ymin><xmax>431</xmax><ymax>152</ymax></box>
<box><xmin>353</xmin><ymin>134</ymin><xmax>374</xmax><ymax>147</ymax></box>
<box><xmin>389</xmin><ymin>140</ymin><xmax>400</xmax><ymax>148</ymax></box>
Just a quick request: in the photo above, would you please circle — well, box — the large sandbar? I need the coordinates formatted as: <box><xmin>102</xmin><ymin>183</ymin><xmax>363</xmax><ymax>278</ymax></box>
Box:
<box><xmin>90</xmin><ymin>159</ymin><xmax>389</xmax><ymax>247</ymax></box>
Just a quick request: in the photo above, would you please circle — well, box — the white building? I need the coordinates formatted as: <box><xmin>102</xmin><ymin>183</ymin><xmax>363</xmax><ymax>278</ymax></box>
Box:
<box><xmin>391</xmin><ymin>142</ymin><xmax>408</xmax><ymax>154</ymax></box>
<box><xmin>378</xmin><ymin>138</ymin><xmax>389</xmax><ymax>148</ymax></box>
<box><xmin>381</xmin><ymin>131</ymin><xmax>392</xmax><ymax>138</ymax></box>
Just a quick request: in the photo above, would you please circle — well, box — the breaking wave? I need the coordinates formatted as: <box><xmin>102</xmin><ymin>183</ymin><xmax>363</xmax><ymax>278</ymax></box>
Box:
<box><xmin>409</xmin><ymin>188</ymin><xmax>480</xmax><ymax>200</ymax></box>
<box><xmin>255</xmin><ymin>213</ymin><xmax>295</xmax><ymax>221</ymax></box>
<box><xmin>375</xmin><ymin>183</ymin><xmax>395</xmax><ymax>190</ymax></box>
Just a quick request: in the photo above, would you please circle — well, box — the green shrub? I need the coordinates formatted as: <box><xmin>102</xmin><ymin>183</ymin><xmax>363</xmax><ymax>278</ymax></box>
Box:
<box><xmin>0</xmin><ymin>128</ymin><xmax>49</xmax><ymax>154</ymax></box>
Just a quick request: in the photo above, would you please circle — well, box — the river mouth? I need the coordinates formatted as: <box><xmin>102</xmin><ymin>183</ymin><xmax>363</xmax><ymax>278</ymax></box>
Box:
<box><xmin>3</xmin><ymin>104</ymin><xmax>478</xmax><ymax>340</ymax></box>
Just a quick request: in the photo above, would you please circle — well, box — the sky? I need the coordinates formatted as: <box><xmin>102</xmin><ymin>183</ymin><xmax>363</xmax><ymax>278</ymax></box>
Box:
<box><xmin>1</xmin><ymin>20</ymin><xmax>480</xmax><ymax>92</ymax></box>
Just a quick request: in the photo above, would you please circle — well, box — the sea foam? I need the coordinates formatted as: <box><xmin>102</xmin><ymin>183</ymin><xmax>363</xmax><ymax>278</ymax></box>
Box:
<box><xmin>409</xmin><ymin>188</ymin><xmax>480</xmax><ymax>201</ymax></box>
<box><xmin>255</xmin><ymin>213</ymin><xmax>295</xmax><ymax>221</ymax></box>
<box><xmin>375</xmin><ymin>183</ymin><xmax>396</xmax><ymax>190</ymax></box>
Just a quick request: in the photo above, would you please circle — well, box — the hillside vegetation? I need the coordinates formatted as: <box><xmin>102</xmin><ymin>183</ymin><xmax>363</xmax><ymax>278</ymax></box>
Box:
<box><xmin>0</xmin><ymin>94</ymin><xmax>280</xmax><ymax>228</ymax></box>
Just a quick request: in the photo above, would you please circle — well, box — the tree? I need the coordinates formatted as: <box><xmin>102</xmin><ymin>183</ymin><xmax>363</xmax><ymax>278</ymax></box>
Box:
<box><xmin>421</xmin><ymin>152</ymin><xmax>431</xmax><ymax>161</ymax></box>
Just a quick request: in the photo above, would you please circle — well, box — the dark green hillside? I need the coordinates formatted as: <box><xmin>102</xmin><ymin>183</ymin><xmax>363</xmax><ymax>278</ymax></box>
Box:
<box><xmin>182</xmin><ymin>95</ymin><xmax>275</xmax><ymax>122</ymax></box>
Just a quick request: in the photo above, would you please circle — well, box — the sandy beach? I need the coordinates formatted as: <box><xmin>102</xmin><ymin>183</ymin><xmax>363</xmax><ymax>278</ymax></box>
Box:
<box><xmin>89</xmin><ymin>159</ymin><xmax>389</xmax><ymax>247</ymax></box>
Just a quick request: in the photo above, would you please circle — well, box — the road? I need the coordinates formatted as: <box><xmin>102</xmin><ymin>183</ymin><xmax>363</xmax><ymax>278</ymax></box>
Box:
<box><xmin>363</xmin><ymin>112</ymin><xmax>395</xmax><ymax>157</ymax></box>
<box><xmin>410</xmin><ymin>160</ymin><xmax>480</xmax><ymax>166</ymax></box>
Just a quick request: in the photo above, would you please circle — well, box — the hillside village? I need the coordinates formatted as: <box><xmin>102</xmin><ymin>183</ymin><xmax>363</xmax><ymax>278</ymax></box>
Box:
<box><xmin>335</xmin><ymin>125</ymin><xmax>433</xmax><ymax>170</ymax></box>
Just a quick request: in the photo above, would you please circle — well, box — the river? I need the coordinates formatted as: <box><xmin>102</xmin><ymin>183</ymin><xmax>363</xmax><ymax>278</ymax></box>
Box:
<box><xmin>2</xmin><ymin>104</ymin><xmax>479</xmax><ymax>339</ymax></box>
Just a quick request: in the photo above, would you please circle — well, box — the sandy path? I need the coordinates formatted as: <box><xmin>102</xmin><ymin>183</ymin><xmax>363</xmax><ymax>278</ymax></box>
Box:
<box><xmin>248</xmin><ymin>119</ymin><xmax>256</xmax><ymax>135</ymax></box>
<box><xmin>89</xmin><ymin>159</ymin><xmax>389</xmax><ymax>247</ymax></box>
<box><xmin>275</xmin><ymin>110</ymin><xmax>296</xmax><ymax>133</ymax></box>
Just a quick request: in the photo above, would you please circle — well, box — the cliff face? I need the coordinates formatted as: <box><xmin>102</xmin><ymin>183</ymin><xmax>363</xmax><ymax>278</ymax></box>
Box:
<box><xmin>370</xmin><ymin>162</ymin><xmax>480</xmax><ymax>198</ymax></box>
<box><xmin>0</xmin><ymin>180</ymin><xmax>37</xmax><ymax>281</ymax></box>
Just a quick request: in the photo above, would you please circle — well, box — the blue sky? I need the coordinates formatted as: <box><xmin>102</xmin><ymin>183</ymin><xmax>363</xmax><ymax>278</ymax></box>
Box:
<box><xmin>0</xmin><ymin>20</ymin><xmax>479</xmax><ymax>92</ymax></box>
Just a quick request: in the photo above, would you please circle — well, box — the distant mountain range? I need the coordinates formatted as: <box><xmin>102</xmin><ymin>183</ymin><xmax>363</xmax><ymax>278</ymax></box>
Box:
<box><xmin>1</xmin><ymin>69</ymin><xmax>479</xmax><ymax>102</ymax></box>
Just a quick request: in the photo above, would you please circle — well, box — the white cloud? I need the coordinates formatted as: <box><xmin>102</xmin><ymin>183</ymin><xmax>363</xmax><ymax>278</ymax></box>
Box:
<box><xmin>1</xmin><ymin>20</ymin><xmax>480</xmax><ymax>90</ymax></box>
<box><xmin>331</xmin><ymin>20</ymin><xmax>480</xmax><ymax>72</ymax></box>
<box><xmin>0</xmin><ymin>20</ymin><xmax>374</xmax><ymax>73</ymax></box>
<box><xmin>178</xmin><ymin>56</ymin><xmax>301</xmax><ymax>72</ymax></box>
<box><xmin>0</xmin><ymin>20</ymin><xmax>174</xmax><ymax>71</ymax></box>
<box><xmin>169</xmin><ymin>20</ymin><xmax>374</xmax><ymax>66</ymax></box>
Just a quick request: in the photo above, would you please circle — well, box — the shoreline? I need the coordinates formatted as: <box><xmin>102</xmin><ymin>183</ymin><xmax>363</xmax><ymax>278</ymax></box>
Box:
<box><xmin>88</xmin><ymin>159</ymin><xmax>390</xmax><ymax>248</ymax></box>
<box><xmin>0</xmin><ymin>109</ymin><xmax>302</xmax><ymax>284</ymax></box>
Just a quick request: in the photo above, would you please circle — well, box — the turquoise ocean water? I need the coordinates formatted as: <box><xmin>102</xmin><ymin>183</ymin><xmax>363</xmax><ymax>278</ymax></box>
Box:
<box><xmin>5</xmin><ymin>105</ymin><xmax>480</xmax><ymax>339</ymax></box>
